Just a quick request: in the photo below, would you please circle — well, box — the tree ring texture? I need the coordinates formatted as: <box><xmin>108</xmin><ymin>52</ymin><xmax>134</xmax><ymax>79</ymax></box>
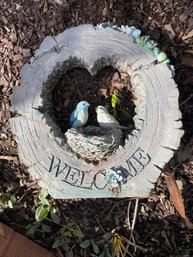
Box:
<box><xmin>10</xmin><ymin>24</ymin><xmax>184</xmax><ymax>199</ymax></box>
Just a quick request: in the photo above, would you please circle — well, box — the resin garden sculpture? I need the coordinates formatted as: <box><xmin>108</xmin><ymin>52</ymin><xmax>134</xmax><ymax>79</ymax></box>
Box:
<box><xmin>10</xmin><ymin>23</ymin><xmax>183</xmax><ymax>199</ymax></box>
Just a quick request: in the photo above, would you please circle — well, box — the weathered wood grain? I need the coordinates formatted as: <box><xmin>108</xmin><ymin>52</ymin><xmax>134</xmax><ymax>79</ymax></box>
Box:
<box><xmin>10</xmin><ymin>24</ymin><xmax>183</xmax><ymax>199</ymax></box>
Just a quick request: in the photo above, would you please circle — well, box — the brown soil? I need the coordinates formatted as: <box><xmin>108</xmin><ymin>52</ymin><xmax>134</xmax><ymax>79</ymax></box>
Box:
<box><xmin>0</xmin><ymin>1</ymin><xmax>193</xmax><ymax>257</ymax></box>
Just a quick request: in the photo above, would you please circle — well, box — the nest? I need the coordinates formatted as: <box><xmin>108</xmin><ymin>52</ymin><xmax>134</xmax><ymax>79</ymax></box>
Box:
<box><xmin>65</xmin><ymin>126</ymin><xmax>123</xmax><ymax>162</ymax></box>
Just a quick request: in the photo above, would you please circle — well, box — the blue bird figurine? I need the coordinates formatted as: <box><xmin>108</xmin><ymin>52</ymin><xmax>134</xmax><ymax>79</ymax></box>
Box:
<box><xmin>69</xmin><ymin>101</ymin><xmax>90</xmax><ymax>128</ymax></box>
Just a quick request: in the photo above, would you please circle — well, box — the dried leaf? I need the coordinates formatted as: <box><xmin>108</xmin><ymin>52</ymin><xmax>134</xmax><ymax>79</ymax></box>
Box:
<box><xmin>164</xmin><ymin>173</ymin><xmax>193</xmax><ymax>229</ymax></box>
<box><xmin>164</xmin><ymin>174</ymin><xmax>186</xmax><ymax>219</ymax></box>
<box><xmin>184</xmin><ymin>218</ymin><xmax>193</xmax><ymax>229</ymax></box>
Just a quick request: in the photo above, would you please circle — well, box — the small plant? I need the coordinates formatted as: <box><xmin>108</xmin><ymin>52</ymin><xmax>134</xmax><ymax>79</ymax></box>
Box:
<box><xmin>35</xmin><ymin>188</ymin><xmax>53</xmax><ymax>222</ymax></box>
<box><xmin>26</xmin><ymin>188</ymin><xmax>85</xmax><ymax>252</ymax></box>
<box><xmin>52</xmin><ymin>220</ymin><xmax>84</xmax><ymax>251</ymax></box>
<box><xmin>0</xmin><ymin>192</ymin><xmax>17</xmax><ymax>213</ymax></box>
<box><xmin>111</xmin><ymin>93</ymin><xmax>117</xmax><ymax>118</ymax></box>
<box><xmin>110</xmin><ymin>228</ymin><xmax>147</xmax><ymax>256</ymax></box>
<box><xmin>26</xmin><ymin>221</ymin><xmax>52</xmax><ymax>237</ymax></box>
<box><xmin>80</xmin><ymin>232</ymin><xmax>115</xmax><ymax>257</ymax></box>
<box><xmin>110</xmin><ymin>229</ymin><xmax>128</xmax><ymax>257</ymax></box>
<box><xmin>26</xmin><ymin>188</ymin><xmax>59</xmax><ymax>237</ymax></box>
<box><xmin>80</xmin><ymin>239</ymin><xmax>100</xmax><ymax>255</ymax></box>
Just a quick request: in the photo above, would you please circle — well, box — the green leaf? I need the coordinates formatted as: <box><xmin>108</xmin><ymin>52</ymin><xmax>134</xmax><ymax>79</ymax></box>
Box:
<box><xmin>80</xmin><ymin>240</ymin><xmax>91</xmax><ymax>249</ymax></box>
<box><xmin>112</xmin><ymin>109</ymin><xmax>117</xmax><ymax>119</ymax></box>
<box><xmin>62</xmin><ymin>240</ymin><xmax>70</xmax><ymax>251</ymax></box>
<box><xmin>38</xmin><ymin>189</ymin><xmax>50</xmax><ymax>206</ymax></box>
<box><xmin>103</xmin><ymin>232</ymin><xmax>112</xmax><ymax>240</ymax></box>
<box><xmin>106</xmin><ymin>250</ymin><xmax>114</xmax><ymax>257</ymax></box>
<box><xmin>40</xmin><ymin>197</ymin><xmax>50</xmax><ymax>206</ymax></box>
<box><xmin>39</xmin><ymin>189</ymin><xmax>49</xmax><ymax>199</ymax></box>
<box><xmin>8</xmin><ymin>200</ymin><xmax>13</xmax><ymax>208</ymax></box>
<box><xmin>111</xmin><ymin>94</ymin><xmax>117</xmax><ymax>108</ymax></box>
<box><xmin>26</xmin><ymin>223</ymin><xmax>41</xmax><ymax>236</ymax></box>
<box><xmin>73</xmin><ymin>228</ymin><xmax>84</xmax><ymax>239</ymax></box>
<box><xmin>62</xmin><ymin>231</ymin><xmax>72</xmax><ymax>237</ymax></box>
<box><xmin>52</xmin><ymin>238</ymin><xmax>63</xmax><ymax>249</ymax></box>
<box><xmin>41</xmin><ymin>224</ymin><xmax>51</xmax><ymax>233</ymax></box>
<box><xmin>35</xmin><ymin>205</ymin><xmax>49</xmax><ymax>222</ymax></box>
<box><xmin>10</xmin><ymin>195</ymin><xmax>17</xmax><ymax>204</ymax></box>
<box><xmin>4</xmin><ymin>192</ymin><xmax>11</xmax><ymax>199</ymax></box>
<box><xmin>65</xmin><ymin>237</ymin><xmax>71</xmax><ymax>244</ymax></box>
<box><xmin>91</xmin><ymin>240</ymin><xmax>100</xmax><ymax>254</ymax></box>
<box><xmin>50</xmin><ymin>212</ymin><xmax>60</xmax><ymax>224</ymax></box>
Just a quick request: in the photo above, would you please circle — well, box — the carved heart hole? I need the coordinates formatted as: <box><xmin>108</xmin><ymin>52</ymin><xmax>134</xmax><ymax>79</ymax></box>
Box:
<box><xmin>52</xmin><ymin>66</ymin><xmax>136</xmax><ymax>133</ymax></box>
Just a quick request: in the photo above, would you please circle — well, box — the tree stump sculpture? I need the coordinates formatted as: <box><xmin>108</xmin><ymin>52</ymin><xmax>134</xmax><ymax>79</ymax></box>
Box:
<box><xmin>10</xmin><ymin>24</ymin><xmax>184</xmax><ymax>199</ymax></box>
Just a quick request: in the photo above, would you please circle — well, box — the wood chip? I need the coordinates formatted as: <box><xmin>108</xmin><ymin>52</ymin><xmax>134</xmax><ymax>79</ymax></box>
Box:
<box><xmin>22</xmin><ymin>48</ymin><xmax>31</xmax><ymax>58</ymax></box>
<box><xmin>164</xmin><ymin>24</ymin><xmax>176</xmax><ymax>40</ymax></box>
<box><xmin>13</xmin><ymin>54</ymin><xmax>23</xmax><ymax>62</ymax></box>
<box><xmin>0</xmin><ymin>155</ymin><xmax>17</xmax><ymax>161</ymax></box>
<box><xmin>102</xmin><ymin>0</ymin><xmax>111</xmax><ymax>17</ymax></box>
<box><xmin>182</xmin><ymin>30</ymin><xmax>193</xmax><ymax>41</ymax></box>
<box><xmin>0</xmin><ymin>16</ymin><xmax>8</xmax><ymax>24</ymax></box>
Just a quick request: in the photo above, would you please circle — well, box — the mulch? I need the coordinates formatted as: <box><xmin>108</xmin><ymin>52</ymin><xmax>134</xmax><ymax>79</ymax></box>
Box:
<box><xmin>0</xmin><ymin>0</ymin><xmax>193</xmax><ymax>257</ymax></box>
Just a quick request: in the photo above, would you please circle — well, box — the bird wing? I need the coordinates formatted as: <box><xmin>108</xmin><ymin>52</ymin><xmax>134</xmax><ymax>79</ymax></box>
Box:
<box><xmin>69</xmin><ymin>109</ymin><xmax>78</xmax><ymax>128</ymax></box>
<box><xmin>103</xmin><ymin>111</ymin><xmax>119</xmax><ymax>125</ymax></box>
<box><xmin>109</xmin><ymin>113</ymin><xmax>120</xmax><ymax>124</ymax></box>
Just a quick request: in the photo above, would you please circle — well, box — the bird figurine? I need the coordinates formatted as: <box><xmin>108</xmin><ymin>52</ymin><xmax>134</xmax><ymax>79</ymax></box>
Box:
<box><xmin>69</xmin><ymin>101</ymin><xmax>90</xmax><ymax>128</ymax></box>
<box><xmin>95</xmin><ymin>105</ymin><xmax>127</xmax><ymax>130</ymax></box>
<box><xmin>66</xmin><ymin>104</ymin><xmax>125</xmax><ymax>162</ymax></box>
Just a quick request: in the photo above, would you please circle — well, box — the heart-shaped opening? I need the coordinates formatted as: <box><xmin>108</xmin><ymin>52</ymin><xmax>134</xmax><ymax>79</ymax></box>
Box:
<box><xmin>49</xmin><ymin>66</ymin><xmax>136</xmax><ymax>163</ymax></box>
<box><xmin>52</xmin><ymin>66</ymin><xmax>135</xmax><ymax>133</ymax></box>
<box><xmin>40</xmin><ymin>55</ymin><xmax>139</xmax><ymax>163</ymax></box>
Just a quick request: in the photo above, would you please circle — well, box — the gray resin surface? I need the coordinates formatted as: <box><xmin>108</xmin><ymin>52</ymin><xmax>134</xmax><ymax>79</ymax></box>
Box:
<box><xmin>10</xmin><ymin>24</ymin><xmax>184</xmax><ymax>199</ymax></box>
